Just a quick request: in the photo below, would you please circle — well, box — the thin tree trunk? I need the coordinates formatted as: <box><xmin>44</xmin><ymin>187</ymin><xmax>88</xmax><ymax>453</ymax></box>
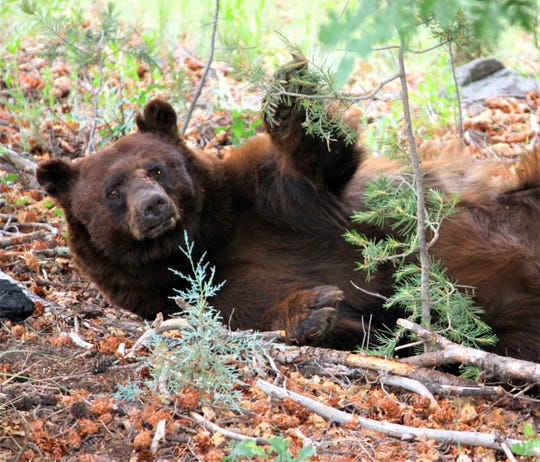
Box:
<box><xmin>397</xmin><ymin>34</ymin><xmax>431</xmax><ymax>327</ymax></box>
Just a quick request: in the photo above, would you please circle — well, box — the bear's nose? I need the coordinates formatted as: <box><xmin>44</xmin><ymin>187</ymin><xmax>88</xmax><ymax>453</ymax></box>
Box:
<box><xmin>142</xmin><ymin>194</ymin><xmax>167</xmax><ymax>218</ymax></box>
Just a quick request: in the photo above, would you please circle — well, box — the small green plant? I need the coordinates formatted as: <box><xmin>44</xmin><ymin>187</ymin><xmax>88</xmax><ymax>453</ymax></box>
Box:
<box><xmin>42</xmin><ymin>199</ymin><xmax>55</xmax><ymax>209</ymax></box>
<box><xmin>116</xmin><ymin>232</ymin><xmax>268</xmax><ymax>410</ymax></box>
<box><xmin>98</xmin><ymin>83</ymin><xmax>166</xmax><ymax>144</ymax></box>
<box><xmin>42</xmin><ymin>198</ymin><xmax>65</xmax><ymax>218</ymax></box>
<box><xmin>410</xmin><ymin>53</ymin><xmax>457</xmax><ymax>137</ymax></box>
<box><xmin>14</xmin><ymin>196</ymin><xmax>31</xmax><ymax>205</ymax></box>
<box><xmin>216</xmin><ymin>109</ymin><xmax>262</xmax><ymax>146</ymax></box>
<box><xmin>220</xmin><ymin>0</ymin><xmax>268</xmax><ymax>49</ymax></box>
<box><xmin>3</xmin><ymin>85</ymin><xmax>47</xmax><ymax>153</ymax></box>
<box><xmin>21</xmin><ymin>0</ymin><xmax>161</xmax><ymax>152</ymax></box>
<box><xmin>512</xmin><ymin>423</ymin><xmax>540</xmax><ymax>460</ymax></box>
<box><xmin>1</xmin><ymin>173</ymin><xmax>18</xmax><ymax>185</ymax></box>
<box><xmin>362</xmin><ymin>100</ymin><xmax>403</xmax><ymax>158</ymax></box>
<box><xmin>346</xmin><ymin>172</ymin><xmax>497</xmax><ymax>357</ymax></box>
<box><xmin>114</xmin><ymin>377</ymin><xmax>147</xmax><ymax>402</ymax></box>
<box><xmin>226</xmin><ymin>436</ymin><xmax>315</xmax><ymax>462</ymax></box>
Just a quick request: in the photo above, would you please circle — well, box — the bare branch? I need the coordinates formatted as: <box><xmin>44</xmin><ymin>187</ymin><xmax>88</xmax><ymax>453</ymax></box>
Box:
<box><xmin>379</xmin><ymin>375</ymin><xmax>437</xmax><ymax>406</ymax></box>
<box><xmin>270</xmin><ymin>72</ymin><xmax>400</xmax><ymax>104</ymax></box>
<box><xmin>181</xmin><ymin>0</ymin><xmax>220</xmax><ymax>135</ymax></box>
<box><xmin>150</xmin><ymin>419</ymin><xmax>167</xmax><ymax>453</ymax></box>
<box><xmin>406</xmin><ymin>39</ymin><xmax>452</xmax><ymax>54</ymax></box>
<box><xmin>257</xmin><ymin>379</ymin><xmax>538</xmax><ymax>457</ymax></box>
<box><xmin>447</xmin><ymin>42</ymin><xmax>464</xmax><ymax>138</ymax></box>
<box><xmin>270</xmin><ymin>344</ymin><xmax>473</xmax><ymax>388</ymax></box>
<box><xmin>350</xmin><ymin>280</ymin><xmax>388</xmax><ymax>301</ymax></box>
<box><xmin>190</xmin><ymin>411</ymin><xmax>270</xmax><ymax>444</ymax></box>
<box><xmin>398</xmin><ymin>318</ymin><xmax>540</xmax><ymax>383</ymax></box>
<box><xmin>86</xmin><ymin>47</ymin><xmax>105</xmax><ymax>155</ymax></box>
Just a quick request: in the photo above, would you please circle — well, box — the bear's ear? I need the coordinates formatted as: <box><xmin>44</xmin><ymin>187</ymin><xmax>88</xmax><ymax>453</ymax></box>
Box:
<box><xmin>36</xmin><ymin>159</ymin><xmax>77</xmax><ymax>201</ymax></box>
<box><xmin>135</xmin><ymin>99</ymin><xmax>180</xmax><ymax>140</ymax></box>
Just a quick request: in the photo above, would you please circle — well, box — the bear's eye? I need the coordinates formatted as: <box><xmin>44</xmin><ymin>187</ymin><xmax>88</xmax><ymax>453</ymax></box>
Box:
<box><xmin>149</xmin><ymin>167</ymin><xmax>163</xmax><ymax>177</ymax></box>
<box><xmin>107</xmin><ymin>189</ymin><xmax>119</xmax><ymax>199</ymax></box>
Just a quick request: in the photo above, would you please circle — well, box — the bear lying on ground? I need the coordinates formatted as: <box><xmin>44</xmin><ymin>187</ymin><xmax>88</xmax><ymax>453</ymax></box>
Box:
<box><xmin>36</xmin><ymin>82</ymin><xmax>540</xmax><ymax>363</ymax></box>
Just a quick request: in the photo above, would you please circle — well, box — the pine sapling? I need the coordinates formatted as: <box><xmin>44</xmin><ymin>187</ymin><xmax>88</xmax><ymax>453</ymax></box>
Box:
<box><xmin>117</xmin><ymin>232</ymin><xmax>269</xmax><ymax>411</ymax></box>
<box><xmin>346</xmin><ymin>172</ymin><xmax>496</xmax><ymax>358</ymax></box>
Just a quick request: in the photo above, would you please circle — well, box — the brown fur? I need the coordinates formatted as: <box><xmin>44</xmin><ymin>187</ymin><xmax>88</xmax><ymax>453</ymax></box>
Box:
<box><xmin>428</xmin><ymin>152</ymin><xmax>540</xmax><ymax>361</ymax></box>
<box><xmin>36</xmin><ymin>96</ymin><xmax>540</xmax><ymax>363</ymax></box>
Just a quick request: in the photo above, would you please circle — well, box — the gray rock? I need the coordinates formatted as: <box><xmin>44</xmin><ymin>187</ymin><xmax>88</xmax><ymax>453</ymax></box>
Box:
<box><xmin>454</xmin><ymin>57</ymin><xmax>540</xmax><ymax>102</ymax></box>
<box><xmin>460</xmin><ymin>68</ymin><xmax>539</xmax><ymax>101</ymax></box>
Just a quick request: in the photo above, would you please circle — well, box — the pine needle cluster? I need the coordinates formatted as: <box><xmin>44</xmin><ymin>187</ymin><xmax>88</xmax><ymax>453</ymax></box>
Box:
<box><xmin>21</xmin><ymin>1</ymin><xmax>158</xmax><ymax>69</ymax></box>
<box><xmin>231</xmin><ymin>40</ymin><xmax>357</xmax><ymax>148</ymax></box>
<box><xmin>346</xmin><ymin>172</ymin><xmax>497</xmax><ymax>357</ymax></box>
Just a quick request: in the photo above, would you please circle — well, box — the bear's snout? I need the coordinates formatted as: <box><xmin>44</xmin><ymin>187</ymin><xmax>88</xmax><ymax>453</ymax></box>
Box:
<box><xmin>141</xmin><ymin>194</ymin><xmax>167</xmax><ymax>218</ymax></box>
<box><xmin>127</xmin><ymin>189</ymin><xmax>180</xmax><ymax>240</ymax></box>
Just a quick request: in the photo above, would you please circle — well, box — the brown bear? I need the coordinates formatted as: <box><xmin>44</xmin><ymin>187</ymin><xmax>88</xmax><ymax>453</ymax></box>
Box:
<box><xmin>36</xmin><ymin>89</ymin><xmax>540</xmax><ymax>363</ymax></box>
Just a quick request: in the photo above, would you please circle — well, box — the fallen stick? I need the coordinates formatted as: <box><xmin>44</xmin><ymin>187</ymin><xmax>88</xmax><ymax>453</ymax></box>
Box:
<box><xmin>398</xmin><ymin>319</ymin><xmax>540</xmax><ymax>383</ymax></box>
<box><xmin>426</xmin><ymin>383</ymin><xmax>503</xmax><ymax>398</ymax></box>
<box><xmin>190</xmin><ymin>411</ymin><xmax>270</xmax><ymax>445</ymax></box>
<box><xmin>0</xmin><ymin>231</ymin><xmax>52</xmax><ymax>249</ymax></box>
<box><xmin>379</xmin><ymin>376</ymin><xmax>437</xmax><ymax>406</ymax></box>
<box><xmin>269</xmin><ymin>344</ymin><xmax>473</xmax><ymax>388</ymax></box>
<box><xmin>256</xmin><ymin>379</ymin><xmax>538</xmax><ymax>457</ymax></box>
<box><xmin>296</xmin><ymin>361</ymin><xmax>502</xmax><ymax>397</ymax></box>
<box><xmin>150</xmin><ymin>419</ymin><xmax>167</xmax><ymax>453</ymax></box>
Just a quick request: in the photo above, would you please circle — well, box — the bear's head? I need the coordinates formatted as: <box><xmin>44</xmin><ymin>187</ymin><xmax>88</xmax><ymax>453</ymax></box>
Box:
<box><xmin>36</xmin><ymin>99</ymin><xmax>221</xmax><ymax>269</ymax></box>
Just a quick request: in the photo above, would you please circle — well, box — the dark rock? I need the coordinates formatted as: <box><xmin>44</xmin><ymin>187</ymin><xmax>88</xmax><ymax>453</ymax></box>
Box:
<box><xmin>70</xmin><ymin>400</ymin><xmax>90</xmax><ymax>418</ymax></box>
<box><xmin>455</xmin><ymin>57</ymin><xmax>505</xmax><ymax>86</ymax></box>
<box><xmin>0</xmin><ymin>279</ymin><xmax>35</xmax><ymax>321</ymax></box>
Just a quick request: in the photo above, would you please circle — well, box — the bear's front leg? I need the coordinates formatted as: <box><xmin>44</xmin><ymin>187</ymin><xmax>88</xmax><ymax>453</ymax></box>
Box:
<box><xmin>262</xmin><ymin>285</ymin><xmax>343</xmax><ymax>345</ymax></box>
<box><xmin>263</xmin><ymin>56</ymin><xmax>365</xmax><ymax>194</ymax></box>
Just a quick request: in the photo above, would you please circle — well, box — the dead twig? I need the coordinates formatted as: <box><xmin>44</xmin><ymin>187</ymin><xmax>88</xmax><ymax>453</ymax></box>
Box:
<box><xmin>0</xmin><ymin>231</ymin><xmax>52</xmax><ymax>249</ymax></box>
<box><xmin>190</xmin><ymin>411</ymin><xmax>270</xmax><ymax>444</ymax></box>
<box><xmin>270</xmin><ymin>344</ymin><xmax>473</xmax><ymax>389</ymax></box>
<box><xmin>181</xmin><ymin>0</ymin><xmax>220</xmax><ymax>136</ymax></box>
<box><xmin>379</xmin><ymin>375</ymin><xmax>437</xmax><ymax>406</ymax></box>
<box><xmin>273</xmin><ymin>72</ymin><xmax>400</xmax><ymax>103</ymax></box>
<box><xmin>426</xmin><ymin>383</ymin><xmax>503</xmax><ymax>398</ymax></box>
<box><xmin>257</xmin><ymin>379</ymin><xmax>539</xmax><ymax>457</ymax></box>
<box><xmin>0</xmin><ymin>147</ymin><xmax>37</xmax><ymax>172</ymax></box>
<box><xmin>32</xmin><ymin>247</ymin><xmax>70</xmax><ymax>258</ymax></box>
<box><xmin>1</xmin><ymin>219</ymin><xmax>58</xmax><ymax>233</ymax></box>
<box><xmin>124</xmin><ymin>316</ymin><xmax>189</xmax><ymax>358</ymax></box>
<box><xmin>151</xmin><ymin>419</ymin><xmax>167</xmax><ymax>453</ymax></box>
<box><xmin>398</xmin><ymin>318</ymin><xmax>540</xmax><ymax>384</ymax></box>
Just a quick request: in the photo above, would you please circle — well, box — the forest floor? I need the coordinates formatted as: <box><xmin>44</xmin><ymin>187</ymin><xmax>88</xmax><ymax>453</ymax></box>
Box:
<box><xmin>1</xmin><ymin>12</ymin><xmax>540</xmax><ymax>462</ymax></box>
